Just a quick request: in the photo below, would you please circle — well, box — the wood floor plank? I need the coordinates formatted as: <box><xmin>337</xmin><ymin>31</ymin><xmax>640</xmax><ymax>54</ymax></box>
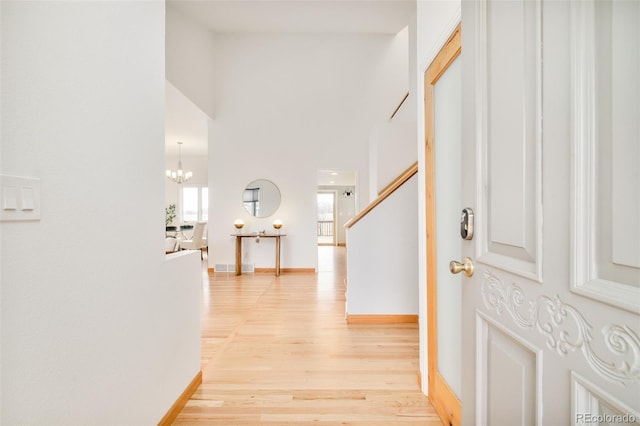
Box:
<box><xmin>173</xmin><ymin>246</ymin><xmax>440</xmax><ymax>425</ymax></box>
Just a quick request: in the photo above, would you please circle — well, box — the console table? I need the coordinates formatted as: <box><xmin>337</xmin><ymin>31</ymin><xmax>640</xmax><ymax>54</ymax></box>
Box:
<box><xmin>232</xmin><ymin>234</ymin><xmax>286</xmax><ymax>276</ymax></box>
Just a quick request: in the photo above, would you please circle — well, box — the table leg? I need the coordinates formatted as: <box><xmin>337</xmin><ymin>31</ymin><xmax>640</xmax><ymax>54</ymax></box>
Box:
<box><xmin>235</xmin><ymin>236</ymin><xmax>242</xmax><ymax>276</ymax></box>
<box><xmin>275</xmin><ymin>236</ymin><xmax>281</xmax><ymax>277</ymax></box>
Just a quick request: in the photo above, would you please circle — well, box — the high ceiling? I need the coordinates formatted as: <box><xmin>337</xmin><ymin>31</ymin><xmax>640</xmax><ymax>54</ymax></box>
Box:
<box><xmin>167</xmin><ymin>0</ymin><xmax>415</xmax><ymax>34</ymax></box>
<box><xmin>165</xmin><ymin>0</ymin><xmax>414</xmax><ymax>172</ymax></box>
<box><xmin>165</xmin><ymin>81</ymin><xmax>209</xmax><ymax>158</ymax></box>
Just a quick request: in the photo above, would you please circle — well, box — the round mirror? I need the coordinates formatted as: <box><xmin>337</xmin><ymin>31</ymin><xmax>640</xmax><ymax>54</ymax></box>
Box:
<box><xmin>243</xmin><ymin>179</ymin><xmax>281</xmax><ymax>218</ymax></box>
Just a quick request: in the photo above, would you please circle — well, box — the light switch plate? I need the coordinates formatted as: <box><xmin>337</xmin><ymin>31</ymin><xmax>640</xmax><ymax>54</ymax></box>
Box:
<box><xmin>0</xmin><ymin>175</ymin><xmax>41</xmax><ymax>221</ymax></box>
<box><xmin>21</xmin><ymin>186</ymin><xmax>35</xmax><ymax>211</ymax></box>
<box><xmin>3</xmin><ymin>185</ymin><xmax>18</xmax><ymax>210</ymax></box>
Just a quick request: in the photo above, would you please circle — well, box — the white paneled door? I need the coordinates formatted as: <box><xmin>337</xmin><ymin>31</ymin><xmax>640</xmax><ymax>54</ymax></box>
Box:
<box><xmin>460</xmin><ymin>0</ymin><xmax>640</xmax><ymax>425</ymax></box>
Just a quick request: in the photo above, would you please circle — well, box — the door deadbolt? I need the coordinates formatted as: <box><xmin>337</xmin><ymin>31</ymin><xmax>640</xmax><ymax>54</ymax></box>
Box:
<box><xmin>460</xmin><ymin>208</ymin><xmax>474</xmax><ymax>240</ymax></box>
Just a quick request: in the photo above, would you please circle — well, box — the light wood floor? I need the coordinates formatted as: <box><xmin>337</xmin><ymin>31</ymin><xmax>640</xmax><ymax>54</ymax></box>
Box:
<box><xmin>173</xmin><ymin>246</ymin><xmax>441</xmax><ymax>425</ymax></box>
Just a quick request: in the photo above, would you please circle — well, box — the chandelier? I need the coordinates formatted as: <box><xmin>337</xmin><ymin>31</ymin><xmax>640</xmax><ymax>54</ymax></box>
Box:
<box><xmin>166</xmin><ymin>141</ymin><xmax>192</xmax><ymax>184</ymax></box>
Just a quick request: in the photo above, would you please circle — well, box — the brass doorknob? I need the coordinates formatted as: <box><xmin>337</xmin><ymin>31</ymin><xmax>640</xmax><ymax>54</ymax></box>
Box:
<box><xmin>449</xmin><ymin>257</ymin><xmax>474</xmax><ymax>277</ymax></box>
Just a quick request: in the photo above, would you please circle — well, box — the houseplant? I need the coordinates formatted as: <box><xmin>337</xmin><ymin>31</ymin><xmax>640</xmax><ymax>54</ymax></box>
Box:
<box><xmin>165</xmin><ymin>204</ymin><xmax>177</xmax><ymax>226</ymax></box>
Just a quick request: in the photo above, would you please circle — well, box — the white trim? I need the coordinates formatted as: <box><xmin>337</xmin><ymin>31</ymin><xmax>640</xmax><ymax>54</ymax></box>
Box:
<box><xmin>571</xmin><ymin>372</ymin><xmax>640</xmax><ymax>426</ymax></box>
<box><xmin>476</xmin><ymin>310</ymin><xmax>543</xmax><ymax>426</ymax></box>
<box><xmin>569</xmin><ymin>0</ymin><xmax>640</xmax><ymax>314</ymax></box>
<box><xmin>474</xmin><ymin>0</ymin><xmax>543</xmax><ymax>283</ymax></box>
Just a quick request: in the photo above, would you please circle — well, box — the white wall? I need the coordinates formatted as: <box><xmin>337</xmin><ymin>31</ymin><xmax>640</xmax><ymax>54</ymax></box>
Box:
<box><xmin>346</xmin><ymin>175</ymin><xmax>419</xmax><ymax>315</ymax></box>
<box><xmin>1</xmin><ymin>2</ymin><xmax>200</xmax><ymax>423</ymax></box>
<box><xmin>367</xmin><ymin>24</ymin><xmax>418</xmax><ymax>201</ymax></box>
<box><xmin>205</xmin><ymin>32</ymin><xmax>409</xmax><ymax>271</ymax></box>
<box><xmin>414</xmin><ymin>0</ymin><xmax>462</xmax><ymax>395</ymax></box>
<box><xmin>164</xmin><ymin>3</ymin><xmax>413</xmax><ymax>271</ymax></box>
<box><xmin>166</xmin><ymin>4</ymin><xmax>217</xmax><ymax>119</ymax></box>
<box><xmin>369</xmin><ymin>120</ymin><xmax>417</xmax><ymax>199</ymax></box>
<box><xmin>367</xmin><ymin>25</ymin><xmax>413</xmax><ymax>135</ymax></box>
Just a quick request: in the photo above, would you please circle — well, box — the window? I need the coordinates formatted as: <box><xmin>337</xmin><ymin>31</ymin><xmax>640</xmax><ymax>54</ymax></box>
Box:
<box><xmin>181</xmin><ymin>186</ymin><xmax>208</xmax><ymax>222</ymax></box>
<box><xmin>243</xmin><ymin>187</ymin><xmax>260</xmax><ymax>216</ymax></box>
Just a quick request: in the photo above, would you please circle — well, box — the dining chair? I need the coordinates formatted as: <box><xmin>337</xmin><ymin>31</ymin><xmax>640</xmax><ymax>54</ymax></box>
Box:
<box><xmin>180</xmin><ymin>221</ymin><xmax>207</xmax><ymax>259</ymax></box>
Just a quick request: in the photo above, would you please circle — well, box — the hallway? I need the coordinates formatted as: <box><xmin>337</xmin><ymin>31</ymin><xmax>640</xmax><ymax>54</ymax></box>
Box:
<box><xmin>173</xmin><ymin>246</ymin><xmax>439</xmax><ymax>424</ymax></box>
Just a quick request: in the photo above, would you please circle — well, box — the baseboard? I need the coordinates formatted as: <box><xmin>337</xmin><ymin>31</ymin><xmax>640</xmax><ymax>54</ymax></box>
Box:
<box><xmin>345</xmin><ymin>314</ymin><xmax>419</xmax><ymax>324</ymax></box>
<box><xmin>282</xmin><ymin>268</ymin><xmax>316</xmax><ymax>274</ymax></box>
<box><xmin>430</xmin><ymin>371</ymin><xmax>462</xmax><ymax>426</ymax></box>
<box><xmin>158</xmin><ymin>370</ymin><xmax>202</xmax><ymax>426</ymax></box>
<box><xmin>209</xmin><ymin>267</ymin><xmax>320</xmax><ymax>275</ymax></box>
<box><xmin>254</xmin><ymin>268</ymin><xmax>316</xmax><ymax>274</ymax></box>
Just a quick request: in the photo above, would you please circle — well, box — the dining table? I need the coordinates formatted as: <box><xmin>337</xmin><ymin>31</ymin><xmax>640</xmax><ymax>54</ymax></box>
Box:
<box><xmin>166</xmin><ymin>224</ymin><xmax>194</xmax><ymax>239</ymax></box>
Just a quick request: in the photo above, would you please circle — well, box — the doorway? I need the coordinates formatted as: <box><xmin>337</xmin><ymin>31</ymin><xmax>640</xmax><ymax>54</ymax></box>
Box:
<box><xmin>316</xmin><ymin>169</ymin><xmax>357</xmax><ymax>273</ymax></box>
<box><xmin>316</xmin><ymin>169</ymin><xmax>357</xmax><ymax>249</ymax></box>
<box><xmin>317</xmin><ymin>191</ymin><xmax>336</xmax><ymax>246</ymax></box>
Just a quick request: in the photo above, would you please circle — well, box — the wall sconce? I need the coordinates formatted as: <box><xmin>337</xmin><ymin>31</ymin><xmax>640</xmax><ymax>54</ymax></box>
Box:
<box><xmin>234</xmin><ymin>219</ymin><xmax>245</xmax><ymax>230</ymax></box>
<box><xmin>272</xmin><ymin>219</ymin><xmax>283</xmax><ymax>231</ymax></box>
<box><xmin>343</xmin><ymin>188</ymin><xmax>354</xmax><ymax>198</ymax></box>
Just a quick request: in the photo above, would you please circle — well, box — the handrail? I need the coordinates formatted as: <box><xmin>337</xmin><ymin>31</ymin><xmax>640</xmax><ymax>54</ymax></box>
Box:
<box><xmin>345</xmin><ymin>161</ymin><xmax>418</xmax><ymax>230</ymax></box>
<box><xmin>389</xmin><ymin>92</ymin><xmax>409</xmax><ymax>120</ymax></box>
